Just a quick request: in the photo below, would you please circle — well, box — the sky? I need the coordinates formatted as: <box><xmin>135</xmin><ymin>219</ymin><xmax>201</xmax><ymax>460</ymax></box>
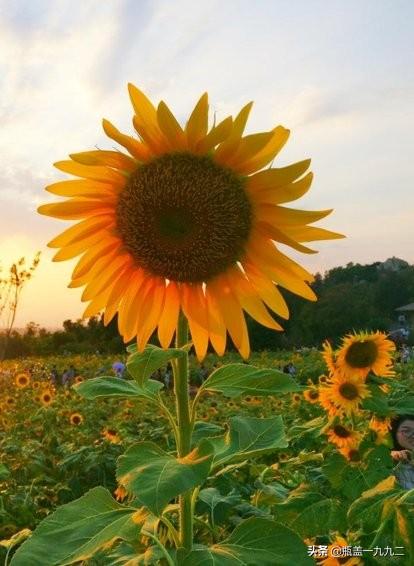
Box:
<box><xmin>0</xmin><ymin>0</ymin><xmax>413</xmax><ymax>328</ymax></box>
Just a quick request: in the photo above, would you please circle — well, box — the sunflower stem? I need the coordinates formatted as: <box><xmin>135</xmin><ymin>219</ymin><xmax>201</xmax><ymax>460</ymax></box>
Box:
<box><xmin>173</xmin><ymin>311</ymin><xmax>193</xmax><ymax>551</ymax></box>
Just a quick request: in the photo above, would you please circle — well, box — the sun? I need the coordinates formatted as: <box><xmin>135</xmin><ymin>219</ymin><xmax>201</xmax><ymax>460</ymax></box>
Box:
<box><xmin>336</xmin><ymin>331</ymin><xmax>395</xmax><ymax>379</ymax></box>
<box><xmin>39</xmin><ymin>84</ymin><xmax>343</xmax><ymax>359</ymax></box>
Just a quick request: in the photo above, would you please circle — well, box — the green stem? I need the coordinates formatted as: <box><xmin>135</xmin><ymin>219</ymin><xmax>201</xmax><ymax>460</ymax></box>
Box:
<box><xmin>173</xmin><ymin>312</ymin><xmax>193</xmax><ymax>551</ymax></box>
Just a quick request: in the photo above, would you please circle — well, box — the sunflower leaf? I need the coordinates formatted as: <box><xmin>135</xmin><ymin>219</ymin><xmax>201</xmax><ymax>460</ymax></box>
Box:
<box><xmin>74</xmin><ymin>376</ymin><xmax>163</xmax><ymax>401</ymax></box>
<box><xmin>116</xmin><ymin>440</ymin><xmax>214</xmax><ymax>516</ymax></box>
<box><xmin>10</xmin><ymin>487</ymin><xmax>143</xmax><ymax>566</ymax></box>
<box><xmin>126</xmin><ymin>344</ymin><xmax>186</xmax><ymax>386</ymax></box>
<box><xmin>178</xmin><ymin>517</ymin><xmax>313</xmax><ymax>565</ymax></box>
<box><xmin>209</xmin><ymin>416</ymin><xmax>288</xmax><ymax>467</ymax></box>
<box><xmin>199</xmin><ymin>363</ymin><xmax>301</xmax><ymax>398</ymax></box>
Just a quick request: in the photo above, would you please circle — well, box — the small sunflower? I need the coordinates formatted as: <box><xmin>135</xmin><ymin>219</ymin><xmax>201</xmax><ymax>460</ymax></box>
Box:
<box><xmin>327</xmin><ymin>424</ymin><xmax>362</xmax><ymax>449</ymax></box>
<box><xmin>15</xmin><ymin>373</ymin><xmax>30</xmax><ymax>388</ymax></box>
<box><xmin>5</xmin><ymin>396</ymin><xmax>15</xmax><ymax>408</ymax></box>
<box><xmin>322</xmin><ymin>374</ymin><xmax>370</xmax><ymax>416</ymax></box>
<box><xmin>70</xmin><ymin>412</ymin><xmax>84</xmax><ymax>425</ymax></box>
<box><xmin>303</xmin><ymin>388</ymin><xmax>319</xmax><ymax>404</ymax></box>
<box><xmin>39</xmin><ymin>84</ymin><xmax>343</xmax><ymax>360</ymax></box>
<box><xmin>292</xmin><ymin>393</ymin><xmax>302</xmax><ymax>404</ymax></box>
<box><xmin>278</xmin><ymin>451</ymin><xmax>290</xmax><ymax>462</ymax></box>
<box><xmin>40</xmin><ymin>390</ymin><xmax>53</xmax><ymax>406</ymax></box>
<box><xmin>319</xmin><ymin>374</ymin><xmax>328</xmax><ymax>384</ymax></box>
<box><xmin>74</xmin><ymin>376</ymin><xmax>84</xmax><ymax>384</ymax></box>
<box><xmin>336</xmin><ymin>331</ymin><xmax>395</xmax><ymax>379</ymax></box>
<box><xmin>318</xmin><ymin>387</ymin><xmax>344</xmax><ymax>418</ymax></box>
<box><xmin>114</xmin><ymin>485</ymin><xmax>127</xmax><ymax>502</ymax></box>
<box><xmin>102</xmin><ymin>428</ymin><xmax>121</xmax><ymax>443</ymax></box>
<box><xmin>32</xmin><ymin>381</ymin><xmax>41</xmax><ymax>389</ymax></box>
<box><xmin>338</xmin><ymin>446</ymin><xmax>362</xmax><ymax>464</ymax></box>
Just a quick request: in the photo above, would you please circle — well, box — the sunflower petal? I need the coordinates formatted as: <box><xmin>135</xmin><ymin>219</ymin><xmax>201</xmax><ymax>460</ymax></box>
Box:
<box><xmin>208</xmin><ymin>275</ymin><xmax>250</xmax><ymax>359</ymax></box>
<box><xmin>257</xmin><ymin>204</ymin><xmax>333</xmax><ymax>227</ymax></box>
<box><xmin>227</xmin><ymin>267</ymin><xmax>283</xmax><ymax>330</ymax></box>
<box><xmin>205</xmin><ymin>286</ymin><xmax>227</xmax><ymax>356</ymax></box>
<box><xmin>70</xmin><ymin>238</ymin><xmax>120</xmax><ymax>282</ymax></box>
<box><xmin>283</xmin><ymin>225</ymin><xmax>345</xmax><ymax>242</ymax></box>
<box><xmin>157</xmin><ymin>101</ymin><xmax>186</xmax><ymax>150</ymax></box>
<box><xmin>52</xmin><ymin>231</ymin><xmax>118</xmax><ymax>261</ymax></box>
<box><xmin>102</xmin><ymin>119</ymin><xmax>151</xmax><ymax>161</ymax></box>
<box><xmin>226</xmin><ymin>132</ymin><xmax>275</xmax><ymax>170</ymax></box>
<box><xmin>82</xmin><ymin>267</ymin><xmax>130</xmax><ymax>318</ymax></box>
<box><xmin>185</xmin><ymin>93</ymin><xmax>209</xmax><ymax>148</ymax></box>
<box><xmin>243</xmin><ymin>262</ymin><xmax>289</xmax><ymax>320</ymax></box>
<box><xmin>181</xmin><ymin>284</ymin><xmax>209</xmax><ymax>360</ymax></box>
<box><xmin>103</xmin><ymin>270</ymin><xmax>135</xmax><ymax>326</ymax></box>
<box><xmin>46</xmin><ymin>180</ymin><xmax>117</xmax><ymax>198</ymax></box>
<box><xmin>239</xmin><ymin>126</ymin><xmax>290</xmax><ymax>174</ymax></box>
<box><xmin>70</xmin><ymin>245</ymin><xmax>121</xmax><ymax>288</ymax></box>
<box><xmin>128</xmin><ymin>83</ymin><xmax>158</xmax><ymax>125</ymax></box>
<box><xmin>47</xmin><ymin>216</ymin><xmax>114</xmax><ymax>248</ymax></box>
<box><xmin>54</xmin><ymin>160</ymin><xmax>125</xmax><ymax>184</ymax></box>
<box><xmin>158</xmin><ymin>281</ymin><xmax>180</xmax><ymax>349</ymax></box>
<box><xmin>38</xmin><ymin>199</ymin><xmax>113</xmax><ymax>220</ymax></box>
<box><xmin>256</xmin><ymin>222</ymin><xmax>317</xmax><ymax>254</ymax></box>
<box><xmin>70</xmin><ymin>150</ymin><xmax>137</xmax><ymax>172</ymax></box>
<box><xmin>81</xmin><ymin>255</ymin><xmax>131</xmax><ymax>301</ymax></box>
<box><xmin>196</xmin><ymin>116</ymin><xmax>233</xmax><ymax>153</ymax></box>
<box><xmin>212</xmin><ymin>102</ymin><xmax>254</xmax><ymax>163</ymax></box>
<box><xmin>251</xmin><ymin>172</ymin><xmax>314</xmax><ymax>205</ymax></box>
<box><xmin>248</xmin><ymin>160</ymin><xmax>311</xmax><ymax>191</ymax></box>
<box><xmin>137</xmin><ymin>278</ymin><xmax>166</xmax><ymax>351</ymax></box>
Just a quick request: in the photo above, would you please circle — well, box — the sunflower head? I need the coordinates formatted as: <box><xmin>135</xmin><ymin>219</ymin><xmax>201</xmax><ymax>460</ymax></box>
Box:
<box><xmin>15</xmin><ymin>373</ymin><xmax>30</xmax><ymax>389</ymax></box>
<box><xmin>70</xmin><ymin>413</ymin><xmax>83</xmax><ymax>426</ymax></box>
<box><xmin>336</xmin><ymin>331</ymin><xmax>395</xmax><ymax>379</ymax></box>
<box><xmin>327</xmin><ymin>424</ymin><xmax>362</xmax><ymax>449</ymax></box>
<box><xmin>102</xmin><ymin>428</ymin><xmax>121</xmax><ymax>443</ymax></box>
<box><xmin>39</xmin><ymin>84</ymin><xmax>343</xmax><ymax>360</ymax></box>
<box><xmin>40</xmin><ymin>391</ymin><xmax>53</xmax><ymax>406</ymax></box>
<box><xmin>303</xmin><ymin>388</ymin><xmax>319</xmax><ymax>404</ymax></box>
<box><xmin>74</xmin><ymin>376</ymin><xmax>84</xmax><ymax>384</ymax></box>
<box><xmin>322</xmin><ymin>374</ymin><xmax>370</xmax><ymax>416</ymax></box>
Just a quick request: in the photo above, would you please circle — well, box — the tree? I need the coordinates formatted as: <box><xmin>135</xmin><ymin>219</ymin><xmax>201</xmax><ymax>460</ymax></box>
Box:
<box><xmin>0</xmin><ymin>252</ymin><xmax>41</xmax><ymax>360</ymax></box>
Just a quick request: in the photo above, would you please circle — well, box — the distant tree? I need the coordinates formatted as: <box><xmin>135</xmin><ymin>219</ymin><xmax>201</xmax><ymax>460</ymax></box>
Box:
<box><xmin>0</xmin><ymin>252</ymin><xmax>41</xmax><ymax>359</ymax></box>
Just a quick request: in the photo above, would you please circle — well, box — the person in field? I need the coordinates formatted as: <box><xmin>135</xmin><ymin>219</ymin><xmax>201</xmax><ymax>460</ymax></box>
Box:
<box><xmin>391</xmin><ymin>414</ymin><xmax>414</xmax><ymax>489</ymax></box>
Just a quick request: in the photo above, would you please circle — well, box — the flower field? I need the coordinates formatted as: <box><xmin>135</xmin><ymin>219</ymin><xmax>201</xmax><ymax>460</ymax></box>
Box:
<box><xmin>1</xmin><ymin>341</ymin><xmax>413</xmax><ymax>565</ymax></box>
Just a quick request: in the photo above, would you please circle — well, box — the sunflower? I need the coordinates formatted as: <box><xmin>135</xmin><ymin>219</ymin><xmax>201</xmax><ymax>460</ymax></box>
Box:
<box><xmin>369</xmin><ymin>415</ymin><xmax>391</xmax><ymax>444</ymax></box>
<box><xmin>74</xmin><ymin>376</ymin><xmax>84</xmax><ymax>384</ymax></box>
<box><xmin>321</xmin><ymin>341</ymin><xmax>338</xmax><ymax>376</ymax></box>
<box><xmin>38</xmin><ymin>84</ymin><xmax>343</xmax><ymax>359</ymax></box>
<box><xmin>4</xmin><ymin>396</ymin><xmax>15</xmax><ymax>408</ymax></box>
<box><xmin>102</xmin><ymin>428</ymin><xmax>121</xmax><ymax>443</ymax></box>
<box><xmin>70</xmin><ymin>412</ymin><xmax>83</xmax><ymax>425</ymax></box>
<box><xmin>303</xmin><ymin>388</ymin><xmax>319</xmax><ymax>404</ymax></box>
<box><xmin>114</xmin><ymin>485</ymin><xmax>127</xmax><ymax>502</ymax></box>
<box><xmin>40</xmin><ymin>390</ymin><xmax>53</xmax><ymax>406</ymax></box>
<box><xmin>321</xmin><ymin>374</ymin><xmax>370</xmax><ymax>416</ymax></box>
<box><xmin>292</xmin><ymin>393</ymin><xmax>302</xmax><ymax>404</ymax></box>
<box><xmin>336</xmin><ymin>331</ymin><xmax>395</xmax><ymax>379</ymax></box>
<box><xmin>318</xmin><ymin>387</ymin><xmax>343</xmax><ymax>418</ymax></box>
<box><xmin>327</xmin><ymin>424</ymin><xmax>362</xmax><ymax>449</ymax></box>
<box><xmin>15</xmin><ymin>373</ymin><xmax>30</xmax><ymax>388</ymax></box>
<box><xmin>32</xmin><ymin>381</ymin><xmax>41</xmax><ymax>389</ymax></box>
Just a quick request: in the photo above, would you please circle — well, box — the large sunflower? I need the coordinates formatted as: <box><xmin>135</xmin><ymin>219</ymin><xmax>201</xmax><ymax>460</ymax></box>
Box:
<box><xmin>39</xmin><ymin>85</ymin><xmax>342</xmax><ymax>359</ymax></box>
<box><xmin>327</xmin><ymin>423</ymin><xmax>362</xmax><ymax>449</ymax></box>
<box><xmin>336</xmin><ymin>331</ymin><xmax>395</xmax><ymax>379</ymax></box>
<box><xmin>321</xmin><ymin>374</ymin><xmax>370</xmax><ymax>416</ymax></box>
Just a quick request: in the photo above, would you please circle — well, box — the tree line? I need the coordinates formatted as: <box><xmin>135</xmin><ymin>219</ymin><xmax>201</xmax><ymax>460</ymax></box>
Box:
<box><xmin>1</xmin><ymin>257</ymin><xmax>413</xmax><ymax>358</ymax></box>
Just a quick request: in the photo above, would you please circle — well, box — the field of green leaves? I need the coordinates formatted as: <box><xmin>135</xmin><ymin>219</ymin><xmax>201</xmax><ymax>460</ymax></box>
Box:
<box><xmin>1</xmin><ymin>347</ymin><xmax>413</xmax><ymax>565</ymax></box>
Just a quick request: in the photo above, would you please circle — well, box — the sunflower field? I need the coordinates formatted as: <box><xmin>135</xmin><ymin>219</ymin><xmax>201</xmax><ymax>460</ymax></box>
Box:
<box><xmin>1</xmin><ymin>335</ymin><xmax>413</xmax><ymax>565</ymax></box>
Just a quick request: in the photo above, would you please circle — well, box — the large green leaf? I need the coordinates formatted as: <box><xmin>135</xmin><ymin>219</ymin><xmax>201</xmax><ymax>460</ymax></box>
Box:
<box><xmin>197</xmin><ymin>488</ymin><xmax>242</xmax><ymax>527</ymax></box>
<box><xmin>361</xmin><ymin>384</ymin><xmax>390</xmax><ymax>416</ymax></box>
<box><xmin>273</xmin><ymin>486</ymin><xmax>347</xmax><ymax>537</ymax></box>
<box><xmin>209</xmin><ymin>416</ymin><xmax>287</xmax><ymax>467</ymax></box>
<box><xmin>10</xmin><ymin>487</ymin><xmax>143</xmax><ymax>566</ymax></box>
<box><xmin>127</xmin><ymin>344</ymin><xmax>186</xmax><ymax>385</ymax></box>
<box><xmin>75</xmin><ymin>376</ymin><xmax>162</xmax><ymax>400</ymax></box>
<box><xmin>200</xmin><ymin>363</ymin><xmax>301</xmax><ymax>398</ymax></box>
<box><xmin>179</xmin><ymin>517</ymin><xmax>313</xmax><ymax>565</ymax></box>
<box><xmin>117</xmin><ymin>441</ymin><xmax>214</xmax><ymax>515</ymax></box>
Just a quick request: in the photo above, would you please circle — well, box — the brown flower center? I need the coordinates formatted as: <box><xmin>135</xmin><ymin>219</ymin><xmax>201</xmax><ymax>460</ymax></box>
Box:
<box><xmin>345</xmin><ymin>339</ymin><xmax>378</xmax><ymax>368</ymax></box>
<box><xmin>333</xmin><ymin>425</ymin><xmax>351</xmax><ymax>438</ymax></box>
<box><xmin>116</xmin><ymin>152</ymin><xmax>252</xmax><ymax>282</ymax></box>
<box><xmin>338</xmin><ymin>382</ymin><xmax>359</xmax><ymax>400</ymax></box>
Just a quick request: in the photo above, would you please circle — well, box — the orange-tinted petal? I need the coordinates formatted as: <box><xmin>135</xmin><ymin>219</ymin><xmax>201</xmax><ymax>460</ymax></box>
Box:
<box><xmin>38</xmin><ymin>199</ymin><xmax>113</xmax><ymax>220</ymax></box>
<box><xmin>70</xmin><ymin>150</ymin><xmax>137</xmax><ymax>172</ymax></box>
<box><xmin>52</xmin><ymin>231</ymin><xmax>118</xmax><ymax>261</ymax></box>
<box><xmin>45</xmin><ymin>180</ymin><xmax>117</xmax><ymax>198</ymax></box>
<box><xmin>157</xmin><ymin>101</ymin><xmax>186</xmax><ymax>150</ymax></box>
<box><xmin>181</xmin><ymin>284</ymin><xmax>209</xmax><ymax>360</ymax></box>
<box><xmin>257</xmin><ymin>204</ymin><xmax>333</xmax><ymax>227</ymax></box>
<box><xmin>157</xmin><ymin>281</ymin><xmax>180</xmax><ymax>349</ymax></box>
<box><xmin>196</xmin><ymin>116</ymin><xmax>233</xmax><ymax>154</ymax></box>
<box><xmin>47</xmin><ymin>215</ymin><xmax>114</xmax><ymax>248</ymax></box>
<box><xmin>185</xmin><ymin>93</ymin><xmax>208</xmax><ymax>149</ymax></box>
<box><xmin>102</xmin><ymin>119</ymin><xmax>151</xmax><ymax>161</ymax></box>
<box><xmin>243</xmin><ymin>261</ymin><xmax>289</xmax><ymax>320</ymax></box>
<box><xmin>81</xmin><ymin>255</ymin><xmax>131</xmax><ymax>301</ymax></box>
<box><xmin>205</xmin><ymin>286</ymin><xmax>227</xmax><ymax>356</ymax></box>
<box><xmin>54</xmin><ymin>160</ymin><xmax>125</xmax><ymax>184</ymax></box>
<box><xmin>248</xmin><ymin>160</ymin><xmax>311</xmax><ymax>191</ymax></box>
<box><xmin>239</xmin><ymin>126</ymin><xmax>290</xmax><ymax>174</ymax></box>
<box><xmin>137</xmin><ymin>278</ymin><xmax>166</xmax><ymax>351</ymax></box>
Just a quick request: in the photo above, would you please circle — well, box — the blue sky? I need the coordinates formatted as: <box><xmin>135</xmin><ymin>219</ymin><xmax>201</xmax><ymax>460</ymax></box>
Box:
<box><xmin>0</xmin><ymin>0</ymin><xmax>413</xmax><ymax>327</ymax></box>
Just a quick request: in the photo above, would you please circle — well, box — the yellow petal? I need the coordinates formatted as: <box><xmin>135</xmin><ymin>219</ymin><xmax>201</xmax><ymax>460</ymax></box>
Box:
<box><xmin>132</xmin><ymin>115</ymin><xmax>166</xmax><ymax>155</ymax></box>
<box><xmin>227</xmin><ymin>266</ymin><xmax>283</xmax><ymax>330</ymax></box>
<box><xmin>52</xmin><ymin>231</ymin><xmax>118</xmax><ymax>261</ymax></box>
<box><xmin>238</xmin><ymin>126</ymin><xmax>290</xmax><ymax>174</ymax></box>
<box><xmin>283</xmin><ymin>225</ymin><xmax>345</xmax><ymax>242</ymax></box>
<box><xmin>233</xmin><ymin>101</ymin><xmax>254</xmax><ymax>137</ymax></box>
<box><xmin>257</xmin><ymin>204</ymin><xmax>333</xmax><ymax>227</ymax></box>
<box><xmin>212</xmin><ymin>102</ymin><xmax>253</xmax><ymax>163</ymax></box>
<box><xmin>54</xmin><ymin>160</ymin><xmax>125</xmax><ymax>184</ymax></box>
<box><xmin>196</xmin><ymin>116</ymin><xmax>233</xmax><ymax>153</ymax></box>
<box><xmin>185</xmin><ymin>93</ymin><xmax>208</xmax><ymax>149</ymax></box>
<box><xmin>205</xmin><ymin>286</ymin><xmax>227</xmax><ymax>356</ymax></box>
<box><xmin>70</xmin><ymin>245</ymin><xmax>121</xmax><ymax>289</ymax></box>
<box><xmin>181</xmin><ymin>284</ymin><xmax>209</xmax><ymax>361</ymax></box>
<box><xmin>47</xmin><ymin>215</ymin><xmax>114</xmax><ymax>248</ymax></box>
<box><xmin>70</xmin><ymin>150</ymin><xmax>137</xmax><ymax>172</ymax></box>
<box><xmin>38</xmin><ymin>199</ymin><xmax>113</xmax><ymax>220</ymax></box>
<box><xmin>256</xmin><ymin>221</ymin><xmax>317</xmax><ymax>254</ymax></box>
<box><xmin>81</xmin><ymin>255</ymin><xmax>131</xmax><ymax>302</ymax></box>
<box><xmin>102</xmin><ymin>119</ymin><xmax>151</xmax><ymax>161</ymax></box>
<box><xmin>71</xmin><ymin>238</ymin><xmax>120</xmax><ymax>282</ymax></box>
<box><xmin>250</xmin><ymin>172</ymin><xmax>313</xmax><ymax>205</ymax></box>
<box><xmin>82</xmin><ymin>267</ymin><xmax>130</xmax><ymax>318</ymax></box>
<box><xmin>226</xmin><ymin>132</ymin><xmax>275</xmax><ymax>170</ymax></box>
<box><xmin>103</xmin><ymin>270</ymin><xmax>136</xmax><ymax>326</ymax></box>
<box><xmin>157</xmin><ymin>101</ymin><xmax>186</xmax><ymax>150</ymax></box>
<box><xmin>248</xmin><ymin>160</ymin><xmax>311</xmax><ymax>190</ymax></box>
<box><xmin>137</xmin><ymin>278</ymin><xmax>166</xmax><ymax>351</ymax></box>
<box><xmin>243</xmin><ymin>261</ymin><xmax>289</xmax><ymax>320</ymax></box>
<box><xmin>208</xmin><ymin>275</ymin><xmax>250</xmax><ymax>359</ymax></box>
<box><xmin>117</xmin><ymin>271</ymin><xmax>147</xmax><ymax>340</ymax></box>
<box><xmin>157</xmin><ymin>281</ymin><xmax>180</xmax><ymax>349</ymax></box>
<box><xmin>46</xmin><ymin>180</ymin><xmax>117</xmax><ymax>198</ymax></box>
<box><xmin>128</xmin><ymin>83</ymin><xmax>158</xmax><ymax>126</ymax></box>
